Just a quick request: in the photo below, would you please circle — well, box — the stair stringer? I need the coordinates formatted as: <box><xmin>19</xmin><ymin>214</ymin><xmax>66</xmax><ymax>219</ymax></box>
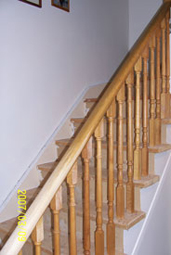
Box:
<box><xmin>123</xmin><ymin>149</ymin><xmax>171</xmax><ymax>255</ymax></box>
<box><xmin>166</xmin><ymin>124</ymin><xmax>171</xmax><ymax>144</ymax></box>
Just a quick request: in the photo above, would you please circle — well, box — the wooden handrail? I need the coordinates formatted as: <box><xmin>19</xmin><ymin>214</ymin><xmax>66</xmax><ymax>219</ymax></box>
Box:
<box><xmin>1</xmin><ymin>2</ymin><xmax>171</xmax><ymax>254</ymax></box>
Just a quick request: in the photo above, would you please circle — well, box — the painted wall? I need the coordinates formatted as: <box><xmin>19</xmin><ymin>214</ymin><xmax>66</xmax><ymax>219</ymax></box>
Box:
<box><xmin>0</xmin><ymin>0</ymin><xmax>129</xmax><ymax>207</ymax></box>
<box><xmin>129</xmin><ymin>0</ymin><xmax>162</xmax><ymax>49</ymax></box>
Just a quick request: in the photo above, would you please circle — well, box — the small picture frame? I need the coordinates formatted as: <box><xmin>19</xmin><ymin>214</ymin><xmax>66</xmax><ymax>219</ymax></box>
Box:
<box><xmin>52</xmin><ymin>0</ymin><xmax>70</xmax><ymax>12</ymax></box>
<box><xmin>19</xmin><ymin>0</ymin><xmax>42</xmax><ymax>8</ymax></box>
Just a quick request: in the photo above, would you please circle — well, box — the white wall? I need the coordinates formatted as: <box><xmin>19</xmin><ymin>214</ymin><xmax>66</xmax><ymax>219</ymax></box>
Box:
<box><xmin>0</xmin><ymin>0</ymin><xmax>129</xmax><ymax>207</ymax></box>
<box><xmin>129</xmin><ymin>0</ymin><xmax>162</xmax><ymax>49</ymax></box>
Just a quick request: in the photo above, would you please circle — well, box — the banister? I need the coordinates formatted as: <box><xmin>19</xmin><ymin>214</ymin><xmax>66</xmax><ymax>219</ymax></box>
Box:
<box><xmin>1</xmin><ymin>2</ymin><xmax>171</xmax><ymax>254</ymax></box>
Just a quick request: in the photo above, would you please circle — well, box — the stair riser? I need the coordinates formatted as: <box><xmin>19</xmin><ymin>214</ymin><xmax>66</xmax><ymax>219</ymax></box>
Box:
<box><xmin>71</xmin><ymin>119</ymin><xmax>169</xmax><ymax>153</ymax></box>
<box><xmin>85</xmin><ymin>100</ymin><xmax>151</xmax><ymax>118</ymax></box>
<box><xmin>85</xmin><ymin>101</ymin><xmax>133</xmax><ymax>118</ymax></box>
<box><xmin>165</xmin><ymin>124</ymin><xmax>171</xmax><ymax>143</ymax></box>
<box><xmin>59</xmin><ymin>176</ymin><xmax>114</xmax><ymax>207</ymax></box>
<box><xmin>56</xmin><ymin>140</ymin><xmax>167</xmax><ymax>176</ymax></box>
<box><xmin>57</xmin><ymin>145</ymin><xmax>128</xmax><ymax>170</ymax></box>
<box><xmin>60</xmin><ymin>174</ymin><xmax>142</xmax><ymax>226</ymax></box>
<box><xmin>58</xmin><ymin>207</ymin><xmax>118</xmax><ymax>249</ymax></box>
<box><xmin>71</xmin><ymin>120</ymin><xmax>143</xmax><ymax>144</ymax></box>
<box><xmin>161</xmin><ymin>124</ymin><xmax>171</xmax><ymax>144</ymax></box>
<box><xmin>40</xmin><ymin>164</ymin><xmax>127</xmax><ymax>209</ymax></box>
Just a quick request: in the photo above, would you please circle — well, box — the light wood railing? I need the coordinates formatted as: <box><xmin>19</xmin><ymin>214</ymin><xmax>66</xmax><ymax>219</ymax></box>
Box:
<box><xmin>1</xmin><ymin>1</ymin><xmax>171</xmax><ymax>255</ymax></box>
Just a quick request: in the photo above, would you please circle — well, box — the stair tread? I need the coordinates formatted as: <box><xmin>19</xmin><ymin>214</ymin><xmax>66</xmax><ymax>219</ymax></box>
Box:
<box><xmin>38</xmin><ymin>161</ymin><xmax>58</xmax><ymax>172</ymax></box>
<box><xmin>133</xmin><ymin>174</ymin><xmax>159</xmax><ymax>188</ymax></box>
<box><xmin>62</xmin><ymin>200</ymin><xmax>145</xmax><ymax>230</ymax></box>
<box><xmin>71</xmin><ymin>117</ymin><xmax>171</xmax><ymax>126</ymax></box>
<box><xmin>38</xmin><ymin>162</ymin><xmax>159</xmax><ymax>188</ymax></box>
<box><xmin>84</xmin><ymin>98</ymin><xmax>98</xmax><ymax>103</ymax></box>
<box><xmin>71</xmin><ymin>117</ymin><xmax>168</xmax><ymax>123</ymax></box>
<box><xmin>84</xmin><ymin>95</ymin><xmax>151</xmax><ymax>104</ymax></box>
<box><xmin>162</xmin><ymin>118</ymin><xmax>171</xmax><ymax>124</ymax></box>
<box><xmin>148</xmin><ymin>143</ymin><xmax>171</xmax><ymax>153</ymax></box>
<box><xmin>71</xmin><ymin>117</ymin><xmax>136</xmax><ymax>125</ymax></box>
<box><xmin>102</xmin><ymin>141</ymin><xmax>171</xmax><ymax>153</ymax></box>
<box><xmin>56</xmin><ymin>138</ymin><xmax>171</xmax><ymax>153</ymax></box>
<box><xmin>56</xmin><ymin>138</ymin><xmax>71</xmax><ymax>146</ymax></box>
<box><xmin>70</xmin><ymin>117</ymin><xmax>86</xmax><ymax>123</ymax></box>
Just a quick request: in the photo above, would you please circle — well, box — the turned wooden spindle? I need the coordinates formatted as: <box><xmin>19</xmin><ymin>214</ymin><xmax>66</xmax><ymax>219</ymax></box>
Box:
<box><xmin>67</xmin><ymin>162</ymin><xmax>78</xmax><ymax>255</ymax></box>
<box><xmin>156</xmin><ymin>29</ymin><xmax>162</xmax><ymax>145</ymax></box>
<box><xmin>161</xmin><ymin>17</ymin><xmax>167</xmax><ymax>119</ymax></box>
<box><xmin>142</xmin><ymin>47</ymin><xmax>149</xmax><ymax>176</ymax></box>
<box><xmin>50</xmin><ymin>186</ymin><xmax>62</xmax><ymax>255</ymax></box>
<box><xmin>116</xmin><ymin>85</ymin><xmax>125</xmax><ymax>219</ymax></box>
<box><xmin>166</xmin><ymin>11</ymin><xmax>171</xmax><ymax>117</ymax></box>
<box><xmin>94</xmin><ymin>118</ymin><xmax>105</xmax><ymax>255</ymax></box>
<box><xmin>81</xmin><ymin>137</ymin><xmax>93</xmax><ymax>255</ymax></box>
<box><xmin>31</xmin><ymin>217</ymin><xmax>44</xmax><ymax>255</ymax></box>
<box><xmin>134</xmin><ymin>57</ymin><xmax>142</xmax><ymax>180</ymax></box>
<box><xmin>106</xmin><ymin>100</ymin><xmax>116</xmax><ymax>255</ymax></box>
<box><xmin>149</xmin><ymin>36</ymin><xmax>156</xmax><ymax>147</ymax></box>
<box><xmin>126</xmin><ymin>72</ymin><xmax>134</xmax><ymax>213</ymax></box>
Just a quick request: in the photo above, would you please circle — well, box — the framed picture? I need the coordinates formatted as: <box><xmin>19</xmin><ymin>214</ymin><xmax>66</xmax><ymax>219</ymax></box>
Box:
<box><xmin>19</xmin><ymin>0</ymin><xmax>42</xmax><ymax>8</ymax></box>
<box><xmin>52</xmin><ymin>0</ymin><xmax>70</xmax><ymax>12</ymax></box>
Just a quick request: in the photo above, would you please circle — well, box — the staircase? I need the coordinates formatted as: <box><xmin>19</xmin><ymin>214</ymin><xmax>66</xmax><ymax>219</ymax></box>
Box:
<box><xmin>1</xmin><ymin>1</ymin><xmax>171</xmax><ymax>255</ymax></box>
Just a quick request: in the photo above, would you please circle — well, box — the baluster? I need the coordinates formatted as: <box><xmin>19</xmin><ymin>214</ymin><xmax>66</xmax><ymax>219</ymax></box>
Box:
<box><xmin>106</xmin><ymin>100</ymin><xmax>115</xmax><ymax>254</ymax></box>
<box><xmin>18</xmin><ymin>250</ymin><xmax>22</xmax><ymax>255</ymax></box>
<box><xmin>126</xmin><ymin>72</ymin><xmax>134</xmax><ymax>212</ymax></box>
<box><xmin>67</xmin><ymin>162</ymin><xmax>77</xmax><ymax>255</ymax></box>
<box><xmin>116</xmin><ymin>85</ymin><xmax>125</xmax><ymax>219</ymax></box>
<box><xmin>31</xmin><ymin>216</ymin><xmax>44</xmax><ymax>255</ymax></box>
<box><xmin>149</xmin><ymin>36</ymin><xmax>156</xmax><ymax>147</ymax></box>
<box><xmin>94</xmin><ymin>118</ymin><xmax>105</xmax><ymax>255</ymax></box>
<box><xmin>161</xmin><ymin>18</ymin><xmax>167</xmax><ymax>119</ymax></box>
<box><xmin>166</xmin><ymin>11</ymin><xmax>170</xmax><ymax>117</ymax></box>
<box><xmin>50</xmin><ymin>186</ymin><xmax>62</xmax><ymax>255</ymax></box>
<box><xmin>134</xmin><ymin>57</ymin><xmax>142</xmax><ymax>180</ymax></box>
<box><xmin>81</xmin><ymin>137</ymin><xmax>93</xmax><ymax>255</ymax></box>
<box><xmin>142</xmin><ymin>47</ymin><xmax>149</xmax><ymax>176</ymax></box>
<box><xmin>156</xmin><ymin>29</ymin><xmax>162</xmax><ymax>145</ymax></box>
